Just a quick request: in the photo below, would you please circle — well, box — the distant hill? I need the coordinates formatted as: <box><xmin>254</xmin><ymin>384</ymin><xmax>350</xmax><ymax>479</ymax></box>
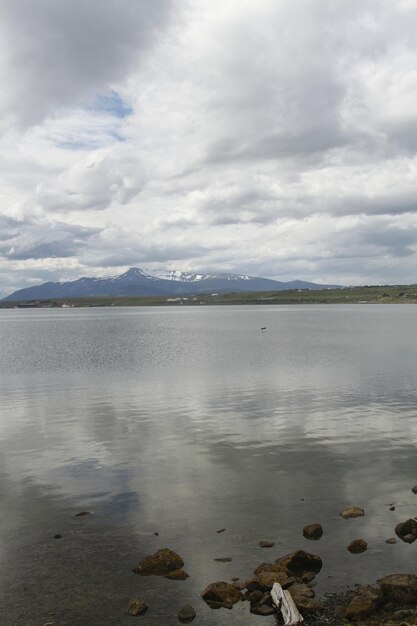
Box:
<box><xmin>3</xmin><ymin>267</ymin><xmax>341</xmax><ymax>301</ymax></box>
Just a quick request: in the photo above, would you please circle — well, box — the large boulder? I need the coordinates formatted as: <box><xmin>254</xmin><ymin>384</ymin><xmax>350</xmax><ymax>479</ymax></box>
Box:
<box><xmin>201</xmin><ymin>582</ymin><xmax>242</xmax><ymax>608</ymax></box>
<box><xmin>344</xmin><ymin>586</ymin><xmax>381</xmax><ymax>620</ymax></box>
<box><xmin>133</xmin><ymin>548</ymin><xmax>184</xmax><ymax>575</ymax></box>
<box><xmin>275</xmin><ymin>550</ymin><xmax>322</xmax><ymax>577</ymax></box>
<box><xmin>380</xmin><ymin>574</ymin><xmax>417</xmax><ymax>604</ymax></box>
<box><xmin>395</xmin><ymin>518</ymin><xmax>417</xmax><ymax>543</ymax></box>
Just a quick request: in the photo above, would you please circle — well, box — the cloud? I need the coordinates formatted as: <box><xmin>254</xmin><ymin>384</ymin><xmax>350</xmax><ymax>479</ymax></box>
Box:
<box><xmin>0</xmin><ymin>218</ymin><xmax>100</xmax><ymax>261</ymax></box>
<box><xmin>2</xmin><ymin>0</ymin><xmax>417</xmax><ymax>295</ymax></box>
<box><xmin>0</xmin><ymin>0</ymin><xmax>175</xmax><ymax>128</ymax></box>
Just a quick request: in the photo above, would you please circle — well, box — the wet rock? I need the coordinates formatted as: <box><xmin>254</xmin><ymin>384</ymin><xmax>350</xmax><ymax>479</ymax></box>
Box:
<box><xmin>412</xmin><ymin>486</ymin><xmax>417</xmax><ymax>494</ymax></box>
<box><xmin>201</xmin><ymin>581</ymin><xmax>242</xmax><ymax>608</ymax></box>
<box><xmin>275</xmin><ymin>550</ymin><xmax>322</xmax><ymax>577</ymax></box>
<box><xmin>250</xmin><ymin>604</ymin><xmax>276</xmax><ymax>616</ymax></box>
<box><xmin>258</xmin><ymin>540</ymin><xmax>275</xmax><ymax>548</ymax></box>
<box><xmin>344</xmin><ymin>586</ymin><xmax>380</xmax><ymax>620</ymax></box>
<box><xmin>231</xmin><ymin>577</ymin><xmax>239</xmax><ymax>581</ymax></box>
<box><xmin>216</xmin><ymin>528</ymin><xmax>226</xmax><ymax>533</ymax></box>
<box><xmin>347</xmin><ymin>539</ymin><xmax>368</xmax><ymax>554</ymax></box>
<box><xmin>380</xmin><ymin>574</ymin><xmax>417</xmax><ymax>604</ymax></box>
<box><xmin>53</xmin><ymin>534</ymin><xmax>62</xmax><ymax>539</ymax></box>
<box><xmin>302</xmin><ymin>571</ymin><xmax>316</xmax><ymax>583</ymax></box>
<box><xmin>259</xmin><ymin>592</ymin><xmax>273</xmax><ymax>606</ymax></box>
<box><xmin>75</xmin><ymin>511</ymin><xmax>90</xmax><ymax>517</ymax></box>
<box><xmin>126</xmin><ymin>596</ymin><xmax>148</xmax><ymax>616</ymax></box>
<box><xmin>389</xmin><ymin>505</ymin><xmax>396</xmax><ymax>511</ymax></box>
<box><xmin>395</xmin><ymin>518</ymin><xmax>417</xmax><ymax>543</ymax></box>
<box><xmin>339</xmin><ymin>506</ymin><xmax>364</xmax><ymax>519</ymax></box>
<box><xmin>303</xmin><ymin>523</ymin><xmax>323</xmax><ymax>540</ymax></box>
<box><xmin>289</xmin><ymin>584</ymin><xmax>323</xmax><ymax>614</ymax></box>
<box><xmin>133</xmin><ymin>548</ymin><xmax>184</xmax><ymax>575</ymax></box>
<box><xmin>253</xmin><ymin>562</ymin><xmax>291</xmax><ymax>576</ymax></box>
<box><xmin>214</xmin><ymin>557</ymin><xmax>232</xmax><ymax>562</ymax></box>
<box><xmin>164</xmin><ymin>569</ymin><xmax>189</xmax><ymax>580</ymax></box>
<box><xmin>385</xmin><ymin>537</ymin><xmax>397</xmax><ymax>544</ymax></box>
<box><xmin>290</xmin><ymin>583</ymin><xmax>315</xmax><ymax>599</ymax></box>
<box><xmin>253</xmin><ymin>571</ymin><xmax>296</xmax><ymax>591</ymax></box>
<box><xmin>403</xmin><ymin>533</ymin><xmax>416</xmax><ymax>544</ymax></box>
<box><xmin>178</xmin><ymin>604</ymin><xmax>196</xmax><ymax>623</ymax></box>
<box><xmin>247</xmin><ymin>590</ymin><xmax>263</xmax><ymax>605</ymax></box>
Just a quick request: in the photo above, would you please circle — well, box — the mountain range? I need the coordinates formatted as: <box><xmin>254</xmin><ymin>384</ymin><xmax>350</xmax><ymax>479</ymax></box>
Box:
<box><xmin>3</xmin><ymin>267</ymin><xmax>340</xmax><ymax>301</ymax></box>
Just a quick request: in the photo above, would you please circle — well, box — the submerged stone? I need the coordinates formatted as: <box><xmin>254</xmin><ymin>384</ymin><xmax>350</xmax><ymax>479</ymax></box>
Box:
<box><xmin>178</xmin><ymin>604</ymin><xmax>196</xmax><ymax>623</ymax></box>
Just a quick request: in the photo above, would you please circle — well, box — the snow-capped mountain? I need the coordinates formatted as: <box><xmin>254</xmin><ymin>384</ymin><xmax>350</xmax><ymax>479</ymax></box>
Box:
<box><xmin>144</xmin><ymin>268</ymin><xmax>251</xmax><ymax>282</ymax></box>
<box><xmin>3</xmin><ymin>267</ymin><xmax>340</xmax><ymax>301</ymax></box>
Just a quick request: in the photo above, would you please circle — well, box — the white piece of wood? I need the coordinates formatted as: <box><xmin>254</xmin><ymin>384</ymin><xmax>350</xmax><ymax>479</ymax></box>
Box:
<box><xmin>271</xmin><ymin>583</ymin><xmax>304</xmax><ymax>626</ymax></box>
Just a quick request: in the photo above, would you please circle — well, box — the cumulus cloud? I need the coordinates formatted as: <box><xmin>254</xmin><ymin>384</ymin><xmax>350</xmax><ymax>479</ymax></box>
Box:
<box><xmin>1</xmin><ymin>0</ymin><xmax>417</xmax><ymax>296</ymax></box>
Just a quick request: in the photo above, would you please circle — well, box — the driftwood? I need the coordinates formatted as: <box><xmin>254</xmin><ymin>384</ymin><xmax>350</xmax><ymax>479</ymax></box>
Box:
<box><xmin>271</xmin><ymin>583</ymin><xmax>304</xmax><ymax>626</ymax></box>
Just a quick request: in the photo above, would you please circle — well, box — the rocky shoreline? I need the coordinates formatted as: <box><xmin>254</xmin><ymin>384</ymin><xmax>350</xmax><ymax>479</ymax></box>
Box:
<box><xmin>126</xmin><ymin>496</ymin><xmax>417</xmax><ymax>624</ymax></box>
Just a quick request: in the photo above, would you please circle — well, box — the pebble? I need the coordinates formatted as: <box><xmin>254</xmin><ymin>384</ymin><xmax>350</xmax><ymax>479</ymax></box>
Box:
<box><xmin>214</xmin><ymin>557</ymin><xmax>232</xmax><ymax>562</ymax></box>
<box><xmin>74</xmin><ymin>511</ymin><xmax>90</xmax><ymax>517</ymax></box>
<box><xmin>258</xmin><ymin>540</ymin><xmax>275</xmax><ymax>548</ymax></box>
<box><xmin>53</xmin><ymin>534</ymin><xmax>62</xmax><ymax>539</ymax></box>
<box><xmin>216</xmin><ymin>528</ymin><xmax>226</xmax><ymax>533</ymax></box>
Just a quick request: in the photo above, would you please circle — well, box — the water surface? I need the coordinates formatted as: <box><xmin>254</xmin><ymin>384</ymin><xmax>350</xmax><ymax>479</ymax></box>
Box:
<box><xmin>1</xmin><ymin>304</ymin><xmax>417</xmax><ymax>625</ymax></box>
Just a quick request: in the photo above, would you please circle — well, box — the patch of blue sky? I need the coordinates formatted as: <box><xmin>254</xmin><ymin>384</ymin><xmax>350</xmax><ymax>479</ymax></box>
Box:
<box><xmin>87</xmin><ymin>90</ymin><xmax>133</xmax><ymax>118</ymax></box>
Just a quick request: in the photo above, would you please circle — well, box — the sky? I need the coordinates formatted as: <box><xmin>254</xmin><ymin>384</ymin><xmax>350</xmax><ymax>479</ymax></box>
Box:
<box><xmin>1</xmin><ymin>0</ymin><xmax>417</xmax><ymax>297</ymax></box>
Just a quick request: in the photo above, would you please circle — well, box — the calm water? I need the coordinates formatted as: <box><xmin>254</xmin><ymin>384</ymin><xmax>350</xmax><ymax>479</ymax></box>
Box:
<box><xmin>1</xmin><ymin>304</ymin><xmax>417</xmax><ymax>625</ymax></box>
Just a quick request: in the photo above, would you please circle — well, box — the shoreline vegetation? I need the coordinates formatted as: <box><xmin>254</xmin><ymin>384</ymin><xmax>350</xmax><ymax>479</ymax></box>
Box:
<box><xmin>2</xmin><ymin>284</ymin><xmax>417</xmax><ymax>309</ymax></box>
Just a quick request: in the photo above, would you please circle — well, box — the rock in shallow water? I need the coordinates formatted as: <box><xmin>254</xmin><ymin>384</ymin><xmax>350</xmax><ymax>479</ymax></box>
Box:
<box><xmin>339</xmin><ymin>506</ymin><xmax>364</xmax><ymax>519</ymax></box>
<box><xmin>164</xmin><ymin>569</ymin><xmax>189</xmax><ymax>580</ymax></box>
<box><xmin>303</xmin><ymin>523</ymin><xmax>323</xmax><ymax>540</ymax></box>
<box><xmin>395</xmin><ymin>518</ymin><xmax>417</xmax><ymax>543</ymax></box>
<box><xmin>201</xmin><ymin>581</ymin><xmax>242</xmax><ymax>608</ymax></box>
<box><xmin>133</xmin><ymin>548</ymin><xmax>184</xmax><ymax>575</ymax></box>
<box><xmin>275</xmin><ymin>550</ymin><xmax>322</xmax><ymax>577</ymax></box>
<box><xmin>250</xmin><ymin>604</ymin><xmax>276</xmax><ymax>616</ymax></box>
<box><xmin>347</xmin><ymin>538</ymin><xmax>368</xmax><ymax>553</ymax></box>
<box><xmin>126</xmin><ymin>596</ymin><xmax>148</xmax><ymax>616</ymax></box>
<box><xmin>177</xmin><ymin>604</ymin><xmax>196</xmax><ymax>623</ymax></box>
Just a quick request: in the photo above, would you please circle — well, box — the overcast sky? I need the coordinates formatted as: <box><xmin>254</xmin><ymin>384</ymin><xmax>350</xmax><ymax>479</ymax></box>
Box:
<box><xmin>1</xmin><ymin>0</ymin><xmax>417</xmax><ymax>296</ymax></box>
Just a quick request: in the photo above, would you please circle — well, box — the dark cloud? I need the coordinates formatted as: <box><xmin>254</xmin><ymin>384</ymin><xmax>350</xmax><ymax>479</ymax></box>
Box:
<box><xmin>0</xmin><ymin>221</ymin><xmax>100</xmax><ymax>261</ymax></box>
<box><xmin>0</xmin><ymin>0</ymin><xmax>175</xmax><ymax>127</ymax></box>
